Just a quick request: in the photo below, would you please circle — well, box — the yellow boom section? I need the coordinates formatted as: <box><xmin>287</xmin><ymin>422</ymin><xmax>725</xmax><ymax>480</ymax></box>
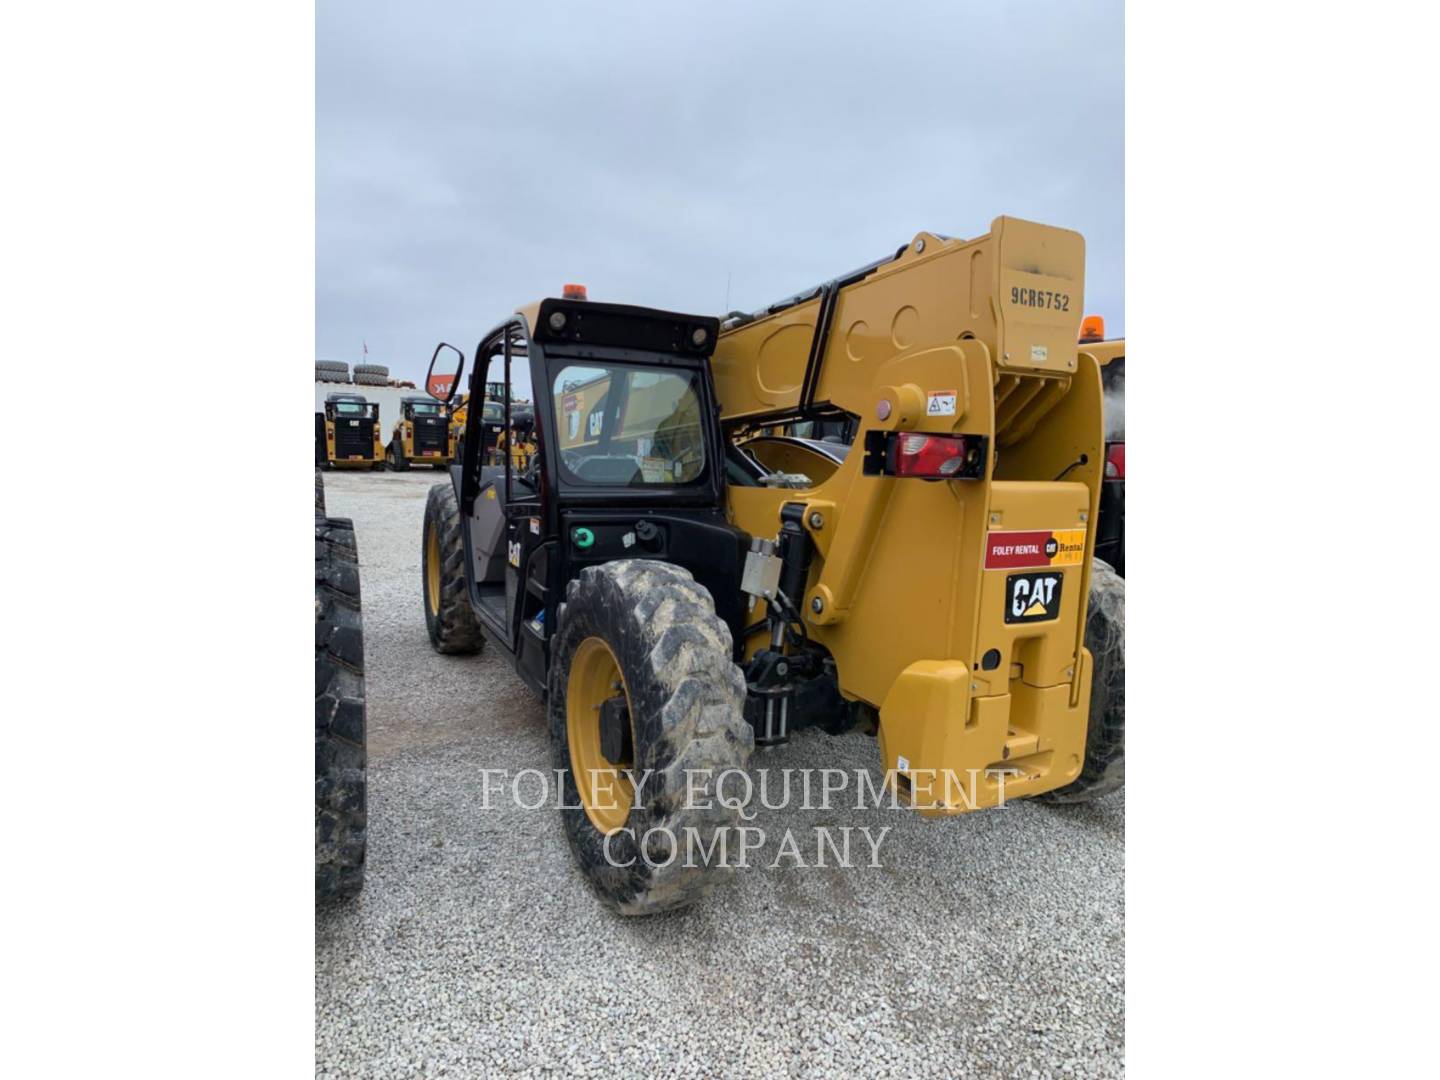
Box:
<box><xmin>712</xmin><ymin>216</ymin><xmax>1087</xmax><ymax>421</ymax></box>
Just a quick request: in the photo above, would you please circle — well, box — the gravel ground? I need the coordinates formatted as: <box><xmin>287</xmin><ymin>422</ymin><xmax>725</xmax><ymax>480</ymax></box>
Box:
<box><xmin>316</xmin><ymin>469</ymin><xmax>1124</xmax><ymax>1079</ymax></box>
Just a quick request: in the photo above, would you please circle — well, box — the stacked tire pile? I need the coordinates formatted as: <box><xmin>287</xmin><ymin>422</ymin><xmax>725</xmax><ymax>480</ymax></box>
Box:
<box><xmin>316</xmin><ymin>469</ymin><xmax>368</xmax><ymax>900</ymax></box>
<box><xmin>353</xmin><ymin>363</ymin><xmax>389</xmax><ymax>387</ymax></box>
<box><xmin>316</xmin><ymin>360</ymin><xmax>349</xmax><ymax>384</ymax></box>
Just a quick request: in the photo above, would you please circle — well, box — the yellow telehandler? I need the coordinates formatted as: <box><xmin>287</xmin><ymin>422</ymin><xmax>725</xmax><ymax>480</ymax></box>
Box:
<box><xmin>419</xmin><ymin>216</ymin><xmax>1123</xmax><ymax>913</ymax></box>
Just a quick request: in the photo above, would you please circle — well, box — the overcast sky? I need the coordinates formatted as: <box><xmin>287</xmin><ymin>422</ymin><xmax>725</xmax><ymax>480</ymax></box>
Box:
<box><xmin>318</xmin><ymin>1</ymin><xmax>1123</xmax><ymax>392</ymax></box>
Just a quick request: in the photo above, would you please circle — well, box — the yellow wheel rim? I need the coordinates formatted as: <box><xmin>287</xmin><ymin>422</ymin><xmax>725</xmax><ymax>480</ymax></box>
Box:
<box><xmin>425</xmin><ymin>521</ymin><xmax>441</xmax><ymax>615</ymax></box>
<box><xmin>567</xmin><ymin>636</ymin><xmax>635</xmax><ymax>834</ymax></box>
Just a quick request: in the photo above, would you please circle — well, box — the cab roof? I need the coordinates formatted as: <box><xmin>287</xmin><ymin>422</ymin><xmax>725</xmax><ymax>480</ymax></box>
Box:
<box><xmin>514</xmin><ymin>298</ymin><xmax>719</xmax><ymax>359</ymax></box>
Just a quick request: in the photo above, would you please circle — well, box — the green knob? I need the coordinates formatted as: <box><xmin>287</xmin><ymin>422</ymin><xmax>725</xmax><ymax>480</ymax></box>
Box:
<box><xmin>573</xmin><ymin>527</ymin><xmax>595</xmax><ymax>550</ymax></box>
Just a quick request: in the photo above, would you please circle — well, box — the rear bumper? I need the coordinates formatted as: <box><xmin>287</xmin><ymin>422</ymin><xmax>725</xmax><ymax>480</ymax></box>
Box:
<box><xmin>877</xmin><ymin>651</ymin><xmax>1093</xmax><ymax>815</ymax></box>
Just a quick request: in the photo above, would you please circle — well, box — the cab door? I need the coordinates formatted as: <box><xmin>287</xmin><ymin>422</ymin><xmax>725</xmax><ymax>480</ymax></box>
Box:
<box><xmin>491</xmin><ymin>329</ymin><xmax>550</xmax><ymax>690</ymax></box>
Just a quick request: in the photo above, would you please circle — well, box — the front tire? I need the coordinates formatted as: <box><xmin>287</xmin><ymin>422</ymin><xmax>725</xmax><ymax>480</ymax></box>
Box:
<box><xmin>316</xmin><ymin>515</ymin><xmax>367</xmax><ymax>899</ymax></box>
<box><xmin>422</xmin><ymin>482</ymin><xmax>483</xmax><ymax>654</ymax></box>
<box><xmin>550</xmin><ymin>560</ymin><xmax>753</xmax><ymax>915</ymax></box>
<box><xmin>1040</xmin><ymin>558</ymin><xmax>1124</xmax><ymax>804</ymax></box>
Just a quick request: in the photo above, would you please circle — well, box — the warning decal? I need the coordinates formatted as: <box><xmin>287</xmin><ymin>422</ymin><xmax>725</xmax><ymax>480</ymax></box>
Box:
<box><xmin>984</xmin><ymin>528</ymin><xmax>1086</xmax><ymax>570</ymax></box>
<box><xmin>926</xmin><ymin>390</ymin><xmax>958</xmax><ymax>416</ymax></box>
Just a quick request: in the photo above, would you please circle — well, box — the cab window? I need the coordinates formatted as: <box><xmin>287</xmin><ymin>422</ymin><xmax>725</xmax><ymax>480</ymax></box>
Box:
<box><xmin>551</xmin><ymin>364</ymin><xmax>705</xmax><ymax>486</ymax></box>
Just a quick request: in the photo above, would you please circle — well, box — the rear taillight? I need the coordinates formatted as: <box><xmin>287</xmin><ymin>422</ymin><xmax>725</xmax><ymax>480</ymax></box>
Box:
<box><xmin>1104</xmin><ymin>442</ymin><xmax>1125</xmax><ymax>480</ymax></box>
<box><xmin>863</xmin><ymin>430</ymin><xmax>988</xmax><ymax>480</ymax></box>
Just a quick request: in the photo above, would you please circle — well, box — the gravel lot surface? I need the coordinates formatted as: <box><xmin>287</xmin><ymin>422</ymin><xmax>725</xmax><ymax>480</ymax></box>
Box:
<box><xmin>316</xmin><ymin>469</ymin><xmax>1124</xmax><ymax>1079</ymax></box>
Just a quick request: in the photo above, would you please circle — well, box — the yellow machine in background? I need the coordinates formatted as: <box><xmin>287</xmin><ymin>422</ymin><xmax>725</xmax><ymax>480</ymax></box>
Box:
<box><xmin>1077</xmin><ymin>315</ymin><xmax>1125</xmax><ymax>575</ymax></box>
<box><xmin>493</xmin><ymin>428</ymin><xmax>538</xmax><ymax>471</ymax></box>
<box><xmin>448</xmin><ymin>392</ymin><xmax>470</xmax><ymax>448</ymax></box>
<box><xmin>316</xmin><ymin>392</ymin><xmax>384</xmax><ymax>470</ymax></box>
<box><xmin>387</xmin><ymin>395</ymin><xmax>455</xmax><ymax>471</ymax></box>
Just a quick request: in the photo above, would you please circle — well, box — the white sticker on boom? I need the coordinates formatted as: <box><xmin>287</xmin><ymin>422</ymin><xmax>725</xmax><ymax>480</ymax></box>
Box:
<box><xmin>1030</xmin><ymin>344</ymin><xmax>1049</xmax><ymax>363</ymax></box>
<box><xmin>926</xmin><ymin>390</ymin><xmax>957</xmax><ymax>416</ymax></box>
<box><xmin>896</xmin><ymin>755</ymin><xmax>910</xmax><ymax>772</ymax></box>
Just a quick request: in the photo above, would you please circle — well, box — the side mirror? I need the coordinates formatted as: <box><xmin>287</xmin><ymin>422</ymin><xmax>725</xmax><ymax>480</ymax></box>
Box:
<box><xmin>426</xmin><ymin>343</ymin><xmax>465</xmax><ymax>404</ymax></box>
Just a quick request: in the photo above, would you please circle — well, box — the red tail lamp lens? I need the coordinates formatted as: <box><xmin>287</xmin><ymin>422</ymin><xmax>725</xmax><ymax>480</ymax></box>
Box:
<box><xmin>892</xmin><ymin>433</ymin><xmax>983</xmax><ymax>478</ymax></box>
<box><xmin>1104</xmin><ymin>442</ymin><xmax>1125</xmax><ymax>480</ymax></box>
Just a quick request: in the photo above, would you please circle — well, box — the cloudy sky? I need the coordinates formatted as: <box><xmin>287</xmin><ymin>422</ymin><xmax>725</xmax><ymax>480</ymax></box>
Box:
<box><xmin>318</xmin><ymin>1</ymin><xmax>1123</xmax><ymax>391</ymax></box>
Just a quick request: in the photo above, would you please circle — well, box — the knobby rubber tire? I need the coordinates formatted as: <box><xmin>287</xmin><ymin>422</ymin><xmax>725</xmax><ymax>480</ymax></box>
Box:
<box><xmin>316</xmin><ymin>516</ymin><xmax>367</xmax><ymax>899</ymax></box>
<box><xmin>1040</xmin><ymin>558</ymin><xmax>1125</xmax><ymax>804</ymax></box>
<box><xmin>422</xmin><ymin>482</ymin><xmax>483</xmax><ymax>654</ymax></box>
<box><xmin>314</xmin><ymin>468</ymin><xmax>325</xmax><ymax>516</ymax></box>
<box><xmin>550</xmin><ymin>560</ymin><xmax>753</xmax><ymax>915</ymax></box>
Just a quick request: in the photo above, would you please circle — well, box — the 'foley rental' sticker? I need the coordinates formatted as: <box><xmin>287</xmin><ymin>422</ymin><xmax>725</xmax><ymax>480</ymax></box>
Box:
<box><xmin>984</xmin><ymin>528</ymin><xmax>1086</xmax><ymax>570</ymax></box>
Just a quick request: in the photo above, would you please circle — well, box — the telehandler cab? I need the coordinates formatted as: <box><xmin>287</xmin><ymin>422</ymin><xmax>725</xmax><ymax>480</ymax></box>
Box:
<box><xmin>387</xmin><ymin>395</ymin><xmax>456</xmax><ymax>471</ymax></box>
<box><xmin>421</xmin><ymin>216</ymin><xmax>1124</xmax><ymax>914</ymax></box>
<box><xmin>317</xmin><ymin>392</ymin><xmax>384</xmax><ymax>470</ymax></box>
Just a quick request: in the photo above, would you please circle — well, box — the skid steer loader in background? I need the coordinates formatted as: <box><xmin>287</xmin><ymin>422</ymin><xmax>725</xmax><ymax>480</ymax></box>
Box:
<box><xmin>420</xmin><ymin>215</ymin><xmax>1124</xmax><ymax>914</ymax></box>
<box><xmin>387</xmin><ymin>395</ymin><xmax>456</xmax><ymax>471</ymax></box>
<box><xmin>317</xmin><ymin>392</ymin><xmax>384</xmax><ymax>470</ymax></box>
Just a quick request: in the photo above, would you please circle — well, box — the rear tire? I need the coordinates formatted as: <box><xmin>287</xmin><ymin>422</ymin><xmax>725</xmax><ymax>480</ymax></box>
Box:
<box><xmin>422</xmin><ymin>482</ymin><xmax>483</xmax><ymax>654</ymax></box>
<box><xmin>550</xmin><ymin>560</ymin><xmax>753</xmax><ymax>915</ymax></box>
<box><xmin>314</xmin><ymin>469</ymin><xmax>325</xmax><ymax>516</ymax></box>
<box><xmin>1039</xmin><ymin>559</ymin><xmax>1124</xmax><ymax>804</ymax></box>
<box><xmin>316</xmin><ymin>516</ymin><xmax>367</xmax><ymax>900</ymax></box>
<box><xmin>390</xmin><ymin>440</ymin><xmax>410</xmax><ymax>472</ymax></box>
